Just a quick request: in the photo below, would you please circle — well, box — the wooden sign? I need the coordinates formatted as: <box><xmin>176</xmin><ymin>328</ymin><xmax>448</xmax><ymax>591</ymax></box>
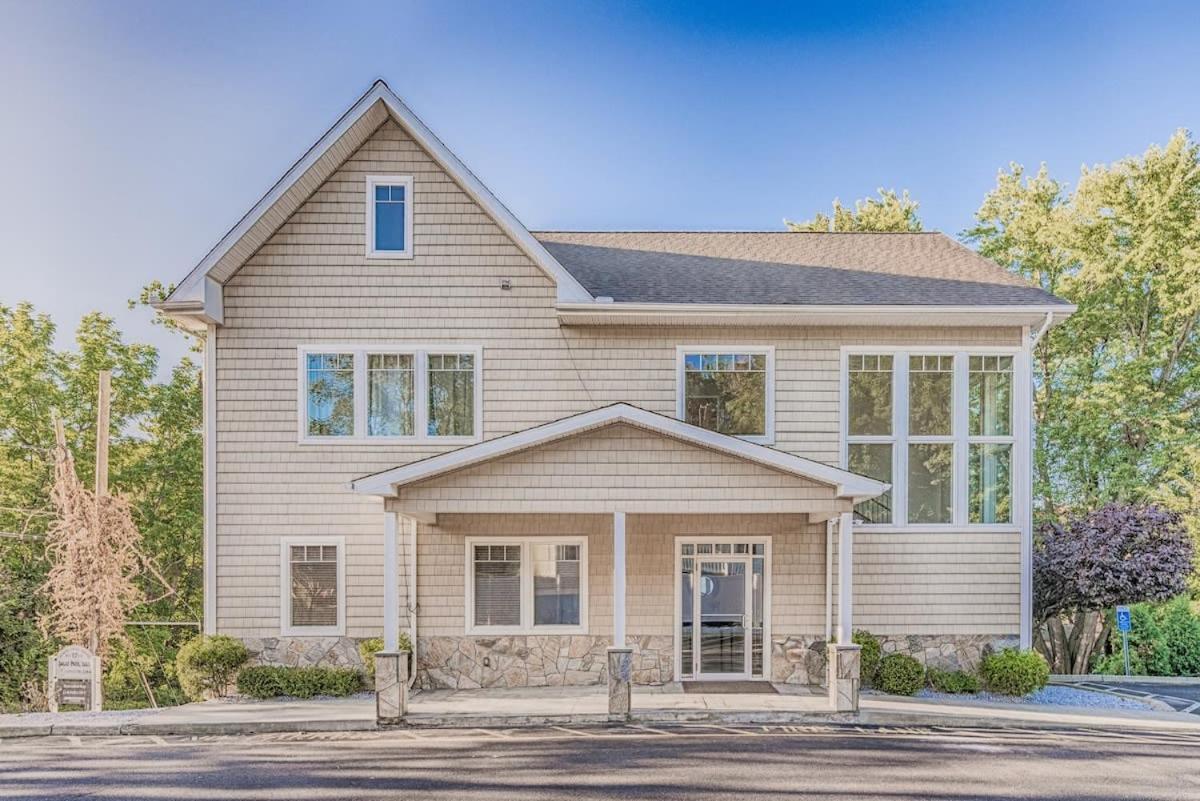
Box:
<box><xmin>49</xmin><ymin>646</ymin><xmax>100</xmax><ymax>712</ymax></box>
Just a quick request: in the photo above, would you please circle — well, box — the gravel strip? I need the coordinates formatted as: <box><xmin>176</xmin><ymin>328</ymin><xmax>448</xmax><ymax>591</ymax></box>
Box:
<box><xmin>913</xmin><ymin>686</ymin><xmax>1153</xmax><ymax>710</ymax></box>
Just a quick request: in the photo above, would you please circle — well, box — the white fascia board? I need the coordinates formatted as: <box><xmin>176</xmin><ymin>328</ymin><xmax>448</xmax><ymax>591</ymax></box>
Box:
<box><xmin>557</xmin><ymin>301</ymin><xmax>1076</xmax><ymax>327</ymax></box>
<box><xmin>350</xmin><ymin>403</ymin><xmax>887</xmax><ymax>500</ymax></box>
<box><xmin>168</xmin><ymin>80</ymin><xmax>591</xmax><ymax>306</ymax></box>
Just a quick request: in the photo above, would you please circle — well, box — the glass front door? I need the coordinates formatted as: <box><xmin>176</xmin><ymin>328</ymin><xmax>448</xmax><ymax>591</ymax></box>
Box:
<box><xmin>698</xmin><ymin>559</ymin><xmax>748</xmax><ymax>676</ymax></box>
<box><xmin>679</xmin><ymin>540</ymin><xmax>768</xmax><ymax>681</ymax></box>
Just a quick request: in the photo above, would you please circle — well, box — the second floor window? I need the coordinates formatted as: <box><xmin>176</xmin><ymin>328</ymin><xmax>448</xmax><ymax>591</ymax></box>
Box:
<box><xmin>300</xmin><ymin>346</ymin><xmax>480</xmax><ymax>443</ymax></box>
<box><xmin>677</xmin><ymin>347</ymin><xmax>774</xmax><ymax>443</ymax></box>
<box><xmin>844</xmin><ymin>350</ymin><xmax>1016</xmax><ymax>527</ymax></box>
<box><xmin>366</xmin><ymin>175</ymin><xmax>414</xmax><ymax>258</ymax></box>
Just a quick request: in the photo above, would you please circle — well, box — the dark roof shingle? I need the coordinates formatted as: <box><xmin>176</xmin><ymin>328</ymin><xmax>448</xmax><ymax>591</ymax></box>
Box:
<box><xmin>533</xmin><ymin>231</ymin><xmax>1069</xmax><ymax>307</ymax></box>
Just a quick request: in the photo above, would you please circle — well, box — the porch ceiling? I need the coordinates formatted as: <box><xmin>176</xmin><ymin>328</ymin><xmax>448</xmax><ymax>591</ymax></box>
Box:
<box><xmin>352</xmin><ymin>404</ymin><xmax>885</xmax><ymax>520</ymax></box>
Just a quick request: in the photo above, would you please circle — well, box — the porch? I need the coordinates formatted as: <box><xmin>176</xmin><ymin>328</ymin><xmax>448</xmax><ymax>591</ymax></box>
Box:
<box><xmin>351</xmin><ymin>405</ymin><xmax>887</xmax><ymax>721</ymax></box>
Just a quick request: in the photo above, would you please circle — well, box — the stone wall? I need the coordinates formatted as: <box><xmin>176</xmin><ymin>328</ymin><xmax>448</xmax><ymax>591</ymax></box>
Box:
<box><xmin>414</xmin><ymin>634</ymin><xmax>673</xmax><ymax>690</ymax></box>
<box><xmin>243</xmin><ymin>636</ymin><xmax>367</xmax><ymax>670</ymax></box>
<box><xmin>772</xmin><ymin>635</ymin><xmax>828</xmax><ymax>686</ymax></box>
<box><xmin>877</xmin><ymin>634</ymin><xmax>1019</xmax><ymax>673</ymax></box>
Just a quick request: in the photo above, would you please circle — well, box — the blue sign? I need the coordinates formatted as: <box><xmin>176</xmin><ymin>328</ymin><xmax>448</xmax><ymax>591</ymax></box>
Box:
<box><xmin>1116</xmin><ymin>606</ymin><xmax>1132</xmax><ymax>633</ymax></box>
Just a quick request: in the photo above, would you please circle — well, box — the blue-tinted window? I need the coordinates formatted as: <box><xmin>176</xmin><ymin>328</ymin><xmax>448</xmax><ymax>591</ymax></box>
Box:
<box><xmin>373</xmin><ymin>184</ymin><xmax>407</xmax><ymax>252</ymax></box>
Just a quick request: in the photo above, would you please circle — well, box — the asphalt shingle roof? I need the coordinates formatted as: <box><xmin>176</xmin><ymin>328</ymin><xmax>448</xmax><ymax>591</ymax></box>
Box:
<box><xmin>533</xmin><ymin>231</ymin><xmax>1069</xmax><ymax>306</ymax></box>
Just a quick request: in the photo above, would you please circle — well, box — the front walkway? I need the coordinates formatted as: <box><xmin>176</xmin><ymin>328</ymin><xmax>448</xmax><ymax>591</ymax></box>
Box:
<box><xmin>407</xmin><ymin>683</ymin><xmax>830</xmax><ymax>726</ymax></box>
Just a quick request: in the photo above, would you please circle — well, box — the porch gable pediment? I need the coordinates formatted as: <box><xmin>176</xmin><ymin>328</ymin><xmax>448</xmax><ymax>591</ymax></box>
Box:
<box><xmin>351</xmin><ymin>404</ymin><xmax>886</xmax><ymax>516</ymax></box>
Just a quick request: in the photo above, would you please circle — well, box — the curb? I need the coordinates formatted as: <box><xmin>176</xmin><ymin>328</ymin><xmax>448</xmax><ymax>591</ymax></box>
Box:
<box><xmin>1051</xmin><ymin>674</ymin><xmax>1200</xmax><ymax>686</ymax></box>
<box><xmin>856</xmin><ymin>708</ymin><xmax>1200</xmax><ymax>733</ymax></box>
<box><xmin>0</xmin><ymin>719</ymin><xmax>377</xmax><ymax>739</ymax></box>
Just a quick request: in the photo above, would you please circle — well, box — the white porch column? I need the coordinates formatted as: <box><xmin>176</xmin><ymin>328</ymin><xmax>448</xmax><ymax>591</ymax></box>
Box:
<box><xmin>837</xmin><ymin>511</ymin><xmax>854</xmax><ymax>644</ymax></box>
<box><xmin>383</xmin><ymin>511</ymin><xmax>399</xmax><ymax>652</ymax></box>
<box><xmin>613</xmin><ymin>511</ymin><xmax>626</xmax><ymax>647</ymax></box>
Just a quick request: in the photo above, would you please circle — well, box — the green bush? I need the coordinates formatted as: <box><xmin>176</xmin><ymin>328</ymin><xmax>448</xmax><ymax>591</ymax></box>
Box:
<box><xmin>852</xmin><ymin>630</ymin><xmax>882</xmax><ymax>688</ymax></box>
<box><xmin>236</xmin><ymin>665</ymin><xmax>363</xmax><ymax>699</ymax></box>
<box><xmin>981</xmin><ymin>649</ymin><xmax>1049</xmax><ymax>696</ymax></box>
<box><xmin>175</xmin><ymin>635</ymin><xmax>249</xmax><ymax>701</ymax></box>
<box><xmin>358</xmin><ymin>633</ymin><xmax>412</xmax><ymax>682</ymax></box>
<box><xmin>876</xmin><ymin>653</ymin><xmax>924</xmax><ymax>696</ymax></box>
<box><xmin>1094</xmin><ymin>597</ymin><xmax>1200</xmax><ymax>677</ymax></box>
<box><xmin>925</xmin><ymin>667</ymin><xmax>980</xmax><ymax>694</ymax></box>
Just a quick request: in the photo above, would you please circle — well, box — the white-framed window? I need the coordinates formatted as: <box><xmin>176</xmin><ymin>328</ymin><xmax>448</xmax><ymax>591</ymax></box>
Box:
<box><xmin>675</xmin><ymin>346</ymin><xmax>775</xmax><ymax>444</ymax></box>
<box><xmin>465</xmin><ymin>537</ymin><xmax>588</xmax><ymax>635</ymax></box>
<box><xmin>298</xmin><ymin>345</ymin><xmax>481</xmax><ymax>444</ymax></box>
<box><xmin>842</xmin><ymin>348</ymin><xmax>1018</xmax><ymax>528</ymax></box>
<box><xmin>365</xmin><ymin>175</ymin><xmax>414</xmax><ymax>259</ymax></box>
<box><xmin>280</xmin><ymin>536</ymin><xmax>345</xmax><ymax>636</ymax></box>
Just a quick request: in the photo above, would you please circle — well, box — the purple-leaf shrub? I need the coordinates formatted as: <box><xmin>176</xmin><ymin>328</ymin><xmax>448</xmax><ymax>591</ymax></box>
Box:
<box><xmin>1034</xmin><ymin>504</ymin><xmax>1193</xmax><ymax>622</ymax></box>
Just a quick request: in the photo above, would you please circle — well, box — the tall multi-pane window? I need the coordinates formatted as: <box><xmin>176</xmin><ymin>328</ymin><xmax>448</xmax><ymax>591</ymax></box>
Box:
<box><xmin>969</xmin><ymin>356</ymin><xmax>1014</xmax><ymax>523</ymax></box>
<box><xmin>367</xmin><ymin>353</ymin><xmax>414</xmax><ymax>436</ymax></box>
<box><xmin>907</xmin><ymin>355</ymin><xmax>954</xmax><ymax>524</ymax></box>
<box><xmin>679</xmin><ymin>349</ymin><xmax>772</xmax><ymax>441</ymax></box>
<box><xmin>300</xmin><ymin>348</ymin><xmax>478</xmax><ymax>442</ymax></box>
<box><xmin>305</xmin><ymin>353</ymin><xmax>355</xmax><ymax>437</ymax></box>
<box><xmin>846</xmin><ymin>354</ymin><xmax>894</xmax><ymax>523</ymax></box>
<box><xmin>468</xmin><ymin>539</ymin><xmax>587</xmax><ymax>633</ymax></box>
<box><xmin>844</xmin><ymin>351</ymin><xmax>1016</xmax><ymax>527</ymax></box>
<box><xmin>427</xmin><ymin>353</ymin><xmax>475</xmax><ymax>437</ymax></box>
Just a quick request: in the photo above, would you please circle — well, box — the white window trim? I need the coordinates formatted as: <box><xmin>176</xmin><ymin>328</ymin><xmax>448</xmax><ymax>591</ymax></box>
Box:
<box><xmin>675</xmin><ymin>345</ymin><xmax>776</xmax><ymax>445</ymax></box>
<box><xmin>841</xmin><ymin>346</ymin><xmax>1020</xmax><ymax>532</ymax></box>
<box><xmin>365</xmin><ymin>175</ymin><xmax>414</xmax><ymax>259</ymax></box>
<box><xmin>279</xmin><ymin>536</ymin><xmax>346</xmax><ymax>637</ymax></box>
<box><xmin>297</xmin><ymin>344</ymin><xmax>483</xmax><ymax>445</ymax></box>
<box><xmin>464</xmin><ymin>536</ymin><xmax>589</xmax><ymax>636</ymax></box>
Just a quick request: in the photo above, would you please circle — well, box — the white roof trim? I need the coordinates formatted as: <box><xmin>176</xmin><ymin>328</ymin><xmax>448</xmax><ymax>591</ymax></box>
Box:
<box><xmin>556</xmin><ymin>301</ymin><xmax>1076</xmax><ymax>328</ymax></box>
<box><xmin>168</xmin><ymin>80</ymin><xmax>592</xmax><ymax>306</ymax></box>
<box><xmin>350</xmin><ymin>403</ymin><xmax>888</xmax><ymax>501</ymax></box>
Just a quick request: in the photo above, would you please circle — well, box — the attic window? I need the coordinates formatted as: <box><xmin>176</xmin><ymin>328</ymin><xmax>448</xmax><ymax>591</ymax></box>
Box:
<box><xmin>366</xmin><ymin>175</ymin><xmax>414</xmax><ymax>259</ymax></box>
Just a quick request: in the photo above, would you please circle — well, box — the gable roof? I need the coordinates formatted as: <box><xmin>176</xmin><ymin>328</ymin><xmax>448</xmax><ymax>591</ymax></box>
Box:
<box><xmin>350</xmin><ymin>403</ymin><xmax>888</xmax><ymax>502</ymax></box>
<box><xmin>161</xmin><ymin>80</ymin><xmax>591</xmax><ymax>321</ymax></box>
<box><xmin>535</xmin><ymin>231</ymin><xmax>1071</xmax><ymax>307</ymax></box>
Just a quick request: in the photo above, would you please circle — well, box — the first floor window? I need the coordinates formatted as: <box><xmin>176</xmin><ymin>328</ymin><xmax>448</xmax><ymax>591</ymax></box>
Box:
<box><xmin>678</xmin><ymin>348</ymin><xmax>773</xmax><ymax>441</ymax></box>
<box><xmin>282</xmin><ymin>538</ymin><xmax>343</xmax><ymax>635</ymax></box>
<box><xmin>468</xmin><ymin>538</ymin><xmax>587</xmax><ymax>633</ymax></box>
<box><xmin>300</xmin><ymin>347</ymin><xmax>479</xmax><ymax>442</ymax></box>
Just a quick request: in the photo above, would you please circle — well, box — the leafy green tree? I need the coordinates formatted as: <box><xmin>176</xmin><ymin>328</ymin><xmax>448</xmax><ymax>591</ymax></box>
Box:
<box><xmin>0</xmin><ymin>302</ymin><xmax>201</xmax><ymax>710</ymax></box>
<box><xmin>966</xmin><ymin>131</ymin><xmax>1200</xmax><ymax>538</ymax></box>
<box><xmin>787</xmin><ymin>189</ymin><xmax>923</xmax><ymax>232</ymax></box>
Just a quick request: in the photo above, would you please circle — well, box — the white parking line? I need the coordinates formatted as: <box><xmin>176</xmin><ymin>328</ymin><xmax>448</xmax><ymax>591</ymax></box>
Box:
<box><xmin>549</xmin><ymin>725</ymin><xmax>597</xmax><ymax>737</ymax></box>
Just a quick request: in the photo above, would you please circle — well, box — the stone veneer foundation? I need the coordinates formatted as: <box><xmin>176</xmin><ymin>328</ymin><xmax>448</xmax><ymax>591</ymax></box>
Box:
<box><xmin>415</xmin><ymin>635</ymin><xmax>674</xmax><ymax>690</ymax></box>
<box><xmin>237</xmin><ymin>633</ymin><xmax>1017</xmax><ymax>687</ymax></box>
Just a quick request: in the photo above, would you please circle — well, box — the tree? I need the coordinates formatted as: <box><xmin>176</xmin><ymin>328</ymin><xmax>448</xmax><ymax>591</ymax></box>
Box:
<box><xmin>787</xmin><ymin>189</ymin><xmax>923</xmax><ymax>232</ymax></box>
<box><xmin>0</xmin><ymin>302</ymin><xmax>201</xmax><ymax>711</ymax></box>
<box><xmin>966</xmin><ymin>132</ymin><xmax>1200</xmax><ymax>569</ymax></box>
<box><xmin>1033</xmin><ymin>504</ymin><xmax>1193</xmax><ymax>673</ymax></box>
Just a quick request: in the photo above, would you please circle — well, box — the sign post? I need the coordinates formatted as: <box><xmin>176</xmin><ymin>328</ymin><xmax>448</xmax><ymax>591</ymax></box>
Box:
<box><xmin>1115</xmin><ymin>605</ymin><xmax>1132</xmax><ymax>677</ymax></box>
<box><xmin>48</xmin><ymin>645</ymin><xmax>100</xmax><ymax>713</ymax></box>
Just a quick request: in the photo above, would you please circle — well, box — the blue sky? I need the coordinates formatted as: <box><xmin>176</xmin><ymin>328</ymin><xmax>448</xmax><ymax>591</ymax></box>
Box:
<box><xmin>1</xmin><ymin>1</ymin><xmax>1198</xmax><ymax>372</ymax></box>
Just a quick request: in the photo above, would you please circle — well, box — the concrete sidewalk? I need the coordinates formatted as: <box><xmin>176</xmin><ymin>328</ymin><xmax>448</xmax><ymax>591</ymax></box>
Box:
<box><xmin>4</xmin><ymin>687</ymin><xmax>1200</xmax><ymax>738</ymax></box>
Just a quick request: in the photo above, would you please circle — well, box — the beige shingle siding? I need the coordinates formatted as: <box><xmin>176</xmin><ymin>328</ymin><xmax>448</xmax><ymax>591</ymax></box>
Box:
<box><xmin>213</xmin><ymin>117</ymin><xmax>1021</xmax><ymax>639</ymax></box>
<box><xmin>392</xmin><ymin>424</ymin><xmax>850</xmax><ymax>515</ymax></box>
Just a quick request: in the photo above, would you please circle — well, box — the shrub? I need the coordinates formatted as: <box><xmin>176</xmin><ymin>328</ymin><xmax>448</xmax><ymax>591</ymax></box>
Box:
<box><xmin>175</xmin><ymin>635</ymin><xmax>249</xmax><ymax>701</ymax></box>
<box><xmin>236</xmin><ymin>666</ymin><xmax>362</xmax><ymax>699</ymax></box>
<box><xmin>981</xmin><ymin>649</ymin><xmax>1049</xmax><ymax>696</ymax></box>
<box><xmin>876</xmin><ymin>653</ymin><xmax>924</xmax><ymax>696</ymax></box>
<box><xmin>852</xmin><ymin>630</ymin><xmax>882</xmax><ymax>688</ymax></box>
<box><xmin>1094</xmin><ymin>596</ymin><xmax>1200</xmax><ymax>676</ymax></box>
<box><xmin>926</xmin><ymin>667</ymin><xmax>980</xmax><ymax>694</ymax></box>
<box><xmin>358</xmin><ymin>633</ymin><xmax>413</xmax><ymax>682</ymax></box>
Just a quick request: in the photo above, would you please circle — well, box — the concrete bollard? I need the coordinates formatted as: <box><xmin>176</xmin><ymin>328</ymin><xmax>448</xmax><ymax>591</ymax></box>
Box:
<box><xmin>375</xmin><ymin>651</ymin><xmax>409</xmax><ymax>725</ymax></box>
<box><xmin>827</xmin><ymin>643</ymin><xmax>862</xmax><ymax>713</ymax></box>
<box><xmin>607</xmin><ymin>647</ymin><xmax>633</xmax><ymax>721</ymax></box>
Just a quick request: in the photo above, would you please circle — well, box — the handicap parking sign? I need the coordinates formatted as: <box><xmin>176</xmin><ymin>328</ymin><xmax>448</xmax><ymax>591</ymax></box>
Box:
<box><xmin>1116</xmin><ymin>606</ymin><xmax>1132</xmax><ymax>633</ymax></box>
